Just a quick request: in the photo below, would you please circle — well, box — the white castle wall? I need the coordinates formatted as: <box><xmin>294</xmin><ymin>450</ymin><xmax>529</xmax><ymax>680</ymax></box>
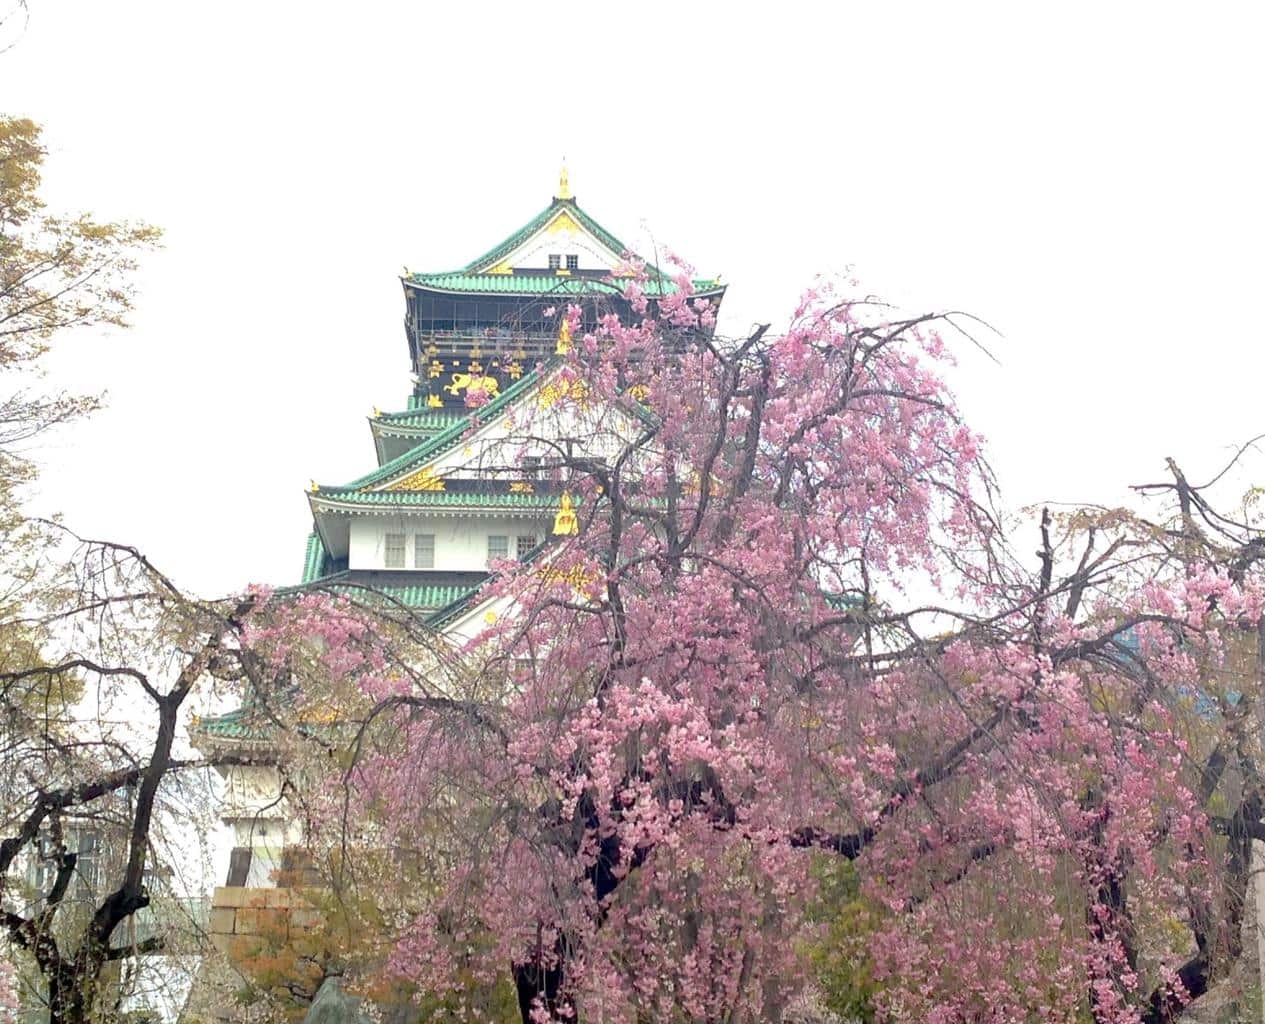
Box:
<box><xmin>348</xmin><ymin>515</ymin><xmax>551</xmax><ymax>572</ymax></box>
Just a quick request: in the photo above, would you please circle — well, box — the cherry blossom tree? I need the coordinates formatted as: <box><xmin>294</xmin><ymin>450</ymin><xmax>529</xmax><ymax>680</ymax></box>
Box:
<box><xmin>250</xmin><ymin>276</ymin><xmax>1265</xmax><ymax>1024</ymax></box>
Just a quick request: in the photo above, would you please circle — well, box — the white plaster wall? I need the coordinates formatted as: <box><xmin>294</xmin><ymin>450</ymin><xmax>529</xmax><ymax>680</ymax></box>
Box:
<box><xmin>444</xmin><ymin>591</ymin><xmax>520</xmax><ymax>649</ymax></box>
<box><xmin>425</xmin><ymin>382</ymin><xmax>643</xmax><ymax>482</ymax></box>
<box><xmin>220</xmin><ymin>764</ymin><xmax>285</xmax><ymax>820</ymax></box>
<box><xmin>496</xmin><ymin>213</ymin><xmax>620</xmax><ymax>271</ymax></box>
<box><xmin>510</xmin><ymin>235</ymin><xmax>617</xmax><ymax>271</ymax></box>
<box><xmin>348</xmin><ymin>514</ymin><xmax>551</xmax><ymax>571</ymax></box>
<box><xmin>227</xmin><ymin>816</ymin><xmax>298</xmax><ymax>847</ymax></box>
<box><xmin>220</xmin><ymin>764</ymin><xmax>303</xmax><ymax>887</ymax></box>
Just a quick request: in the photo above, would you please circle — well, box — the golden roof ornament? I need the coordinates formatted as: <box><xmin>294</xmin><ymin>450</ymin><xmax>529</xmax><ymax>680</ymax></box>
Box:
<box><xmin>555</xmin><ymin>317</ymin><xmax>572</xmax><ymax>355</ymax></box>
<box><xmin>556</xmin><ymin>161</ymin><xmax>572</xmax><ymax>201</ymax></box>
<box><xmin>393</xmin><ymin>465</ymin><xmax>445</xmax><ymax>493</ymax></box>
<box><xmin>553</xmin><ymin>491</ymin><xmax>579</xmax><ymax>536</ymax></box>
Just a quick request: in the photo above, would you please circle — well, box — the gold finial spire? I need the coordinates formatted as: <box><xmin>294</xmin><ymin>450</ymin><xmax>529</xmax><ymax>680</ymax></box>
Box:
<box><xmin>556</xmin><ymin>160</ymin><xmax>572</xmax><ymax>201</ymax></box>
<box><xmin>555</xmin><ymin>317</ymin><xmax>572</xmax><ymax>355</ymax></box>
<box><xmin>553</xmin><ymin>492</ymin><xmax>579</xmax><ymax>536</ymax></box>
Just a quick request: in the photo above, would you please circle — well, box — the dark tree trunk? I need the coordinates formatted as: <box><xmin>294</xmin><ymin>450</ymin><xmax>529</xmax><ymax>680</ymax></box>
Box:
<box><xmin>48</xmin><ymin>963</ymin><xmax>90</xmax><ymax>1024</ymax></box>
<box><xmin>513</xmin><ymin>956</ymin><xmax>570</xmax><ymax>1024</ymax></box>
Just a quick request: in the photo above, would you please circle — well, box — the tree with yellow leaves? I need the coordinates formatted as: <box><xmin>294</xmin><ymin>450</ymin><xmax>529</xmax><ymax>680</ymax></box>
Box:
<box><xmin>0</xmin><ymin>115</ymin><xmax>160</xmax><ymax>507</ymax></box>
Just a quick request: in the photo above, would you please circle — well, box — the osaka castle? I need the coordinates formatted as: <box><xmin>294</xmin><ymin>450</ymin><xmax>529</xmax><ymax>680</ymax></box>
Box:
<box><xmin>192</xmin><ymin>171</ymin><xmax>726</xmax><ymax>891</ymax></box>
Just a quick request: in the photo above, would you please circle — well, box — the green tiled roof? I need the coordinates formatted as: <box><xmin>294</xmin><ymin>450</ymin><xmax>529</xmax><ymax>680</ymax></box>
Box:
<box><xmin>193</xmin><ymin>706</ymin><xmax>269</xmax><ymax>740</ymax></box>
<box><xmin>406</xmin><ymin>272</ymin><xmax>723</xmax><ymax>297</ymax></box>
<box><xmin>462</xmin><ymin>197</ymin><xmax>630</xmax><ymax>273</ymax></box>
<box><xmin>301</xmin><ymin>532</ymin><xmax>327</xmax><ymax>583</ymax></box>
<box><xmin>288</xmin><ymin>570</ymin><xmax>484</xmax><ymax>612</ymax></box>
<box><xmin>199</xmin><ymin>545</ymin><xmax>561</xmax><ymax>745</ymax></box>
<box><xmin>326</xmin><ymin>580</ymin><xmax>480</xmax><ymax>610</ymax></box>
<box><xmin>427</xmin><ymin>591</ymin><xmax>483</xmax><ymax>628</ymax></box>
<box><xmin>314</xmin><ymin>489</ymin><xmax>565</xmax><ymax>508</ymax></box>
<box><xmin>374</xmin><ymin>408</ymin><xmax>468</xmax><ymax>431</ymax></box>
<box><xmin>317</xmin><ymin>366</ymin><xmax>547</xmax><ymax>494</ymax></box>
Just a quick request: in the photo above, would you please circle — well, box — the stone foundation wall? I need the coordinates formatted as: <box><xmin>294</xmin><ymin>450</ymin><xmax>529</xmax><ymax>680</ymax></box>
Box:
<box><xmin>206</xmin><ymin>886</ymin><xmax>323</xmax><ymax>956</ymax></box>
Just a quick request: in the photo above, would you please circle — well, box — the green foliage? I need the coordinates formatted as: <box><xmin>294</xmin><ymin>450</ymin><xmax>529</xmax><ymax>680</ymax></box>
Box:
<box><xmin>802</xmin><ymin>856</ymin><xmax>878</xmax><ymax>1023</ymax></box>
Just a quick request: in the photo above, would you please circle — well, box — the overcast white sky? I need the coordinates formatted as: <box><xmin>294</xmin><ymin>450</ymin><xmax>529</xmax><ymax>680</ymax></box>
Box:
<box><xmin>1</xmin><ymin>1</ymin><xmax>1263</xmax><ymax>597</ymax></box>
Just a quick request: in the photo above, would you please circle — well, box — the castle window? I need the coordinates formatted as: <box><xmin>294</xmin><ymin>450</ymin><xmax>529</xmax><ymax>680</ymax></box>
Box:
<box><xmin>522</xmin><ymin>455</ymin><xmax>541</xmax><ymax>479</ymax></box>
<box><xmin>547</xmin><ymin>254</ymin><xmax>561</xmax><ymax>270</ymax></box>
<box><xmin>414</xmin><ymin>534</ymin><xmax>435</xmax><ymax>569</ymax></box>
<box><xmin>29</xmin><ymin>830</ymin><xmax>101</xmax><ymax>894</ymax></box>
<box><xmin>384</xmin><ymin>533</ymin><xmax>406</xmax><ymax>568</ymax></box>
<box><xmin>566</xmin><ymin>254</ymin><xmax>579</xmax><ymax>270</ymax></box>
<box><xmin>487</xmin><ymin>535</ymin><xmax>509</xmax><ymax>565</ymax></box>
<box><xmin>77</xmin><ymin>832</ymin><xmax>99</xmax><ymax>890</ymax></box>
<box><xmin>516</xmin><ymin>535</ymin><xmax>538</xmax><ymax>560</ymax></box>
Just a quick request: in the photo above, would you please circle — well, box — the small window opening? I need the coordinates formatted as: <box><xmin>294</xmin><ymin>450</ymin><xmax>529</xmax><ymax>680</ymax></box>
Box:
<box><xmin>566</xmin><ymin>254</ymin><xmax>579</xmax><ymax>270</ymax></box>
<box><xmin>548</xmin><ymin>254</ymin><xmax>561</xmax><ymax>270</ymax></box>
<box><xmin>487</xmin><ymin>535</ymin><xmax>509</xmax><ymax>566</ymax></box>
<box><xmin>385</xmin><ymin>532</ymin><xmax>406</xmax><ymax>568</ymax></box>
<box><xmin>415</xmin><ymin>534</ymin><xmax>435</xmax><ymax>569</ymax></box>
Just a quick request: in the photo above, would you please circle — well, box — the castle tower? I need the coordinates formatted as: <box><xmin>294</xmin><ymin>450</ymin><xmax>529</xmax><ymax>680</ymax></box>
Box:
<box><xmin>300</xmin><ymin>173</ymin><xmax>725</xmax><ymax>626</ymax></box>
<box><xmin>193</xmin><ymin>174</ymin><xmax>725</xmax><ymax>891</ymax></box>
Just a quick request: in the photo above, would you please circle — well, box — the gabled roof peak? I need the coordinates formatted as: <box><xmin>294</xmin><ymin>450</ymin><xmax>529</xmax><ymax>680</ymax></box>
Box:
<box><xmin>455</xmin><ymin>193</ymin><xmax>629</xmax><ymax>276</ymax></box>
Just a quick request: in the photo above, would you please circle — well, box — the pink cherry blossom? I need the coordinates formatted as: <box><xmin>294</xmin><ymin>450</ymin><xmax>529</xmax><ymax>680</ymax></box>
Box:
<box><xmin>245</xmin><ymin>279</ymin><xmax>1265</xmax><ymax>1024</ymax></box>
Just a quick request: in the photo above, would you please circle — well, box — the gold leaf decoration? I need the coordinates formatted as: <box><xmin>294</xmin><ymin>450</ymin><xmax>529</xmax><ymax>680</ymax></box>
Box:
<box><xmin>392</xmin><ymin>466</ymin><xmax>445</xmax><ymax>492</ymax></box>
<box><xmin>553</xmin><ymin>492</ymin><xmax>579</xmax><ymax>535</ymax></box>
<box><xmin>445</xmin><ymin>373</ymin><xmax>501</xmax><ymax>398</ymax></box>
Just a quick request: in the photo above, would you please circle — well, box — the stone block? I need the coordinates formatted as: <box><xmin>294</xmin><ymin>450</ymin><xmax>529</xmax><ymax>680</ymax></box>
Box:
<box><xmin>262</xmin><ymin>886</ymin><xmax>295</xmax><ymax>908</ymax></box>
<box><xmin>237</xmin><ymin>907</ymin><xmax>288</xmax><ymax>937</ymax></box>
<box><xmin>257</xmin><ymin>908</ymin><xmax>289</xmax><ymax>937</ymax></box>
<box><xmin>288</xmin><ymin>906</ymin><xmax>323</xmax><ymax>931</ymax></box>
<box><xmin>228</xmin><ymin>933</ymin><xmax>266</xmax><ymax>960</ymax></box>
<box><xmin>240</xmin><ymin>889</ymin><xmax>274</xmax><ymax>910</ymax></box>
<box><xmin>207</xmin><ymin>907</ymin><xmax>236</xmax><ymax>935</ymax></box>
<box><xmin>211</xmin><ymin>886</ymin><xmax>257</xmax><ymax>909</ymax></box>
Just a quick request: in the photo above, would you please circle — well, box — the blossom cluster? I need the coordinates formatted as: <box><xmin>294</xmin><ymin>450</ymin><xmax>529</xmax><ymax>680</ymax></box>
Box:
<box><xmin>243</xmin><ymin>275</ymin><xmax>1264</xmax><ymax>1023</ymax></box>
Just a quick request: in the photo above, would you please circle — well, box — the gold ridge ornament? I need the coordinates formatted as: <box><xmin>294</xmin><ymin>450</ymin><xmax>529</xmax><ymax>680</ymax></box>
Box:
<box><xmin>537</xmin><ymin>377</ymin><xmax>590</xmax><ymax>409</ymax></box>
<box><xmin>445</xmin><ymin>372</ymin><xmax>501</xmax><ymax>398</ymax></box>
<box><xmin>555</xmin><ymin>318</ymin><xmax>572</xmax><ymax>355</ymax></box>
<box><xmin>391</xmin><ymin>465</ymin><xmax>446</xmax><ymax>492</ymax></box>
<box><xmin>553</xmin><ymin>491</ymin><xmax>579</xmax><ymax>535</ymax></box>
